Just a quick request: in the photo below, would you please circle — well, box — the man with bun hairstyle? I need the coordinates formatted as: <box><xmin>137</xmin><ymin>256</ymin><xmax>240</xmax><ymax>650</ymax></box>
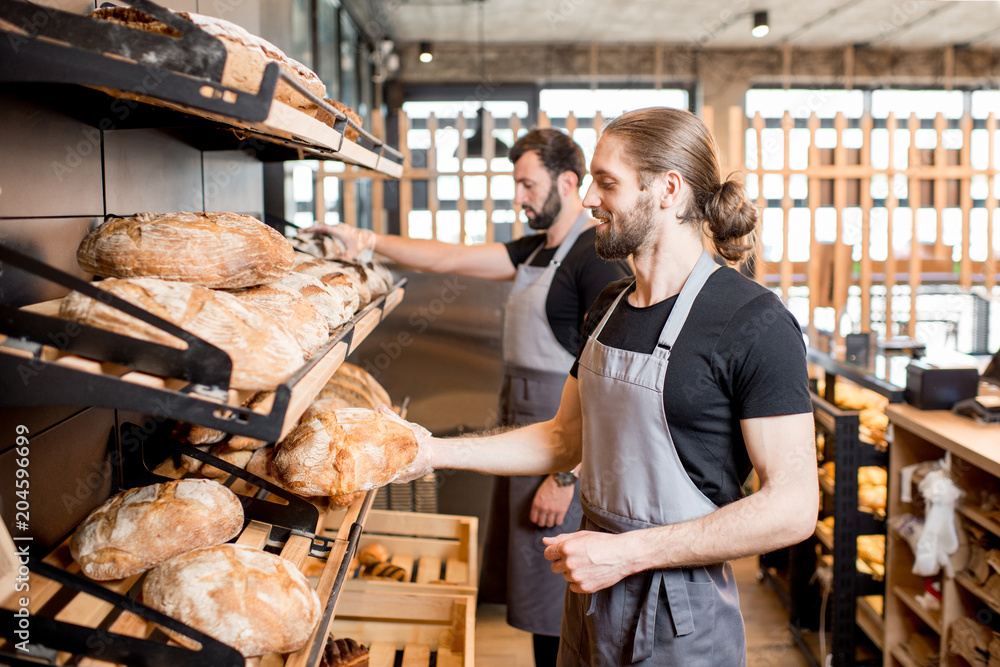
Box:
<box><xmin>310</xmin><ymin>128</ymin><xmax>630</xmax><ymax>665</ymax></box>
<box><xmin>385</xmin><ymin>107</ymin><xmax>818</xmax><ymax>665</ymax></box>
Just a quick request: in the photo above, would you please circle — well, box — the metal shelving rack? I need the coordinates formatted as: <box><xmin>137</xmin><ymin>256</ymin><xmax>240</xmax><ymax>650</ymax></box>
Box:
<box><xmin>785</xmin><ymin>349</ymin><xmax>905</xmax><ymax>667</ymax></box>
<box><xmin>0</xmin><ymin>2</ymin><xmax>406</xmax><ymax>663</ymax></box>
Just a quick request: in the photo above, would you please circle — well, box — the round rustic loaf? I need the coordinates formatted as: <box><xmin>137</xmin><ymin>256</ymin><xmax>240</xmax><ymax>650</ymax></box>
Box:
<box><xmin>142</xmin><ymin>543</ymin><xmax>321</xmax><ymax>657</ymax></box>
<box><xmin>272</xmin><ymin>407</ymin><xmax>417</xmax><ymax>496</ymax></box>
<box><xmin>274</xmin><ymin>271</ymin><xmax>357</xmax><ymax>330</ymax></box>
<box><xmin>59</xmin><ymin>277</ymin><xmax>304</xmax><ymax>391</ymax></box>
<box><xmin>70</xmin><ymin>479</ymin><xmax>243</xmax><ymax>581</ymax></box>
<box><xmin>77</xmin><ymin>212</ymin><xmax>295</xmax><ymax>289</ymax></box>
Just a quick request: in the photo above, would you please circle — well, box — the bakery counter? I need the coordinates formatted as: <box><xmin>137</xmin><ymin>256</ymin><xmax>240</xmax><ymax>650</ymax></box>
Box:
<box><xmin>885</xmin><ymin>403</ymin><xmax>1000</xmax><ymax>478</ymax></box>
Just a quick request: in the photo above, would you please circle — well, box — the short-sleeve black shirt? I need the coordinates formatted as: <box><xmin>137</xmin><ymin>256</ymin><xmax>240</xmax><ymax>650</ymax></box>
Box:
<box><xmin>505</xmin><ymin>226</ymin><xmax>632</xmax><ymax>355</ymax></box>
<box><xmin>570</xmin><ymin>268</ymin><xmax>812</xmax><ymax>507</ymax></box>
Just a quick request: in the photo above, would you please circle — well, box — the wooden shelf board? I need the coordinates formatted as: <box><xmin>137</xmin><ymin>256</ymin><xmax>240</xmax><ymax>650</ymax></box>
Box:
<box><xmin>892</xmin><ymin>585</ymin><xmax>943</xmax><ymax>635</ymax></box>
<box><xmin>856</xmin><ymin>595</ymin><xmax>885</xmax><ymax>651</ymax></box>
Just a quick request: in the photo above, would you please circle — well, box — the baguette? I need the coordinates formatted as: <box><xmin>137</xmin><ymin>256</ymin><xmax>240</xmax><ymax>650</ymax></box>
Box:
<box><xmin>271</xmin><ymin>407</ymin><xmax>417</xmax><ymax>496</ymax></box>
<box><xmin>77</xmin><ymin>212</ymin><xmax>294</xmax><ymax>289</ymax></box>
<box><xmin>70</xmin><ymin>479</ymin><xmax>243</xmax><ymax>580</ymax></box>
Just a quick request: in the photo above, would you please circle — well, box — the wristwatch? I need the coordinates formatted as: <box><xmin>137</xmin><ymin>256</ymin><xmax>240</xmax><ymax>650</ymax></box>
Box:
<box><xmin>552</xmin><ymin>471</ymin><xmax>578</xmax><ymax>487</ymax></box>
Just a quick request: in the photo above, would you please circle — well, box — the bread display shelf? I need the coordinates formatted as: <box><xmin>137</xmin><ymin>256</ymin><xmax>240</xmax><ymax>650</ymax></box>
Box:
<box><xmin>331</xmin><ymin>589</ymin><xmax>475</xmax><ymax>667</ymax></box>
<box><xmin>807</xmin><ymin>347</ymin><xmax>906</xmax><ymax>403</ymax></box>
<box><xmin>0</xmin><ymin>487</ymin><xmax>373</xmax><ymax>667</ymax></box>
<box><xmin>0</xmin><ymin>276</ymin><xmax>406</xmax><ymax>444</ymax></box>
<box><xmin>856</xmin><ymin>595</ymin><xmax>885</xmax><ymax>651</ymax></box>
<box><xmin>0</xmin><ymin>0</ymin><xmax>403</xmax><ymax>175</ymax></box>
<box><xmin>322</xmin><ymin>510</ymin><xmax>479</xmax><ymax>596</ymax></box>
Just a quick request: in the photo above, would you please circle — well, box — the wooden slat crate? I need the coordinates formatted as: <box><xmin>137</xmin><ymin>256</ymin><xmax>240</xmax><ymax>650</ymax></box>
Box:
<box><xmin>330</xmin><ymin>590</ymin><xmax>475</xmax><ymax>667</ymax></box>
<box><xmin>323</xmin><ymin>509</ymin><xmax>478</xmax><ymax>596</ymax></box>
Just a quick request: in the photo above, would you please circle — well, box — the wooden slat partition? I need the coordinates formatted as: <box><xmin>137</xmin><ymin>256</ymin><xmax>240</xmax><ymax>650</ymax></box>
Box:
<box><xmin>317</xmin><ymin>103</ymin><xmax>998</xmax><ymax>344</ymax></box>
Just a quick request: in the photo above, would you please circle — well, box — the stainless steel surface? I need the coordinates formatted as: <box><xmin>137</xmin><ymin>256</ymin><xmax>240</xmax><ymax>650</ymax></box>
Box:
<box><xmin>103</xmin><ymin>128</ymin><xmax>204</xmax><ymax>215</ymax></box>
<box><xmin>0</xmin><ymin>95</ymin><xmax>104</xmax><ymax>218</ymax></box>
<box><xmin>0</xmin><ymin>217</ymin><xmax>98</xmax><ymax>307</ymax></box>
<box><xmin>203</xmin><ymin>150</ymin><xmax>264</xmax><ymax>219</ymax></box>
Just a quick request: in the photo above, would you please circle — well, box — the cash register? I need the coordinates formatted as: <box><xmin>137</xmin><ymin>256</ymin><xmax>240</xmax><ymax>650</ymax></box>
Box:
<box><xmin>952</xmin><ymin>348</ymin><xmax>1000</xmax><ymax>423</ymax></box>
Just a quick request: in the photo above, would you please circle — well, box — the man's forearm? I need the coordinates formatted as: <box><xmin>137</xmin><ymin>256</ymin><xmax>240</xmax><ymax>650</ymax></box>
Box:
<box><xmin>428</xmin><ymin>419</ymin><xmax>579</xmax><ymax>476</ymax></box>
<box><xmin>375</xmin><ymin>235</ymin><xmax>455</xmax><ymax>273</ymax></box>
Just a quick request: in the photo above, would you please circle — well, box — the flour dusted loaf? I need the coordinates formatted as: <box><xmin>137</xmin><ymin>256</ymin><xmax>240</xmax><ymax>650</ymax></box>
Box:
<box><xmin>88</xmin><ymin>7</ymin><xmax>325</xmax><ymax>112</ymax></box>
<box><xmin>59</xmin><ymin>277</ymin><xmax>304</xmax><ymax>391</ymax></box>
<box><xmin>229</xmin><ymin>283</ymin><xmax>329</xmax><ymax>357</ymax></box>
<box><xmin>272</xmin><ymin>408</ymin><xmax>417</xmax><ymax>496</ymax></box>
<box><xmin>77</xmin><ymin>212</ymin><xmax>294</xmax><ymax>289</ymax></box>
<box><xmin>274</xmin><ymin>271</ymin><xmax>357</xmax><ymax>329</ymax></box>
<box><xmin>70</xmin><ymin>479</ymin><xmax>243</xmax><ymax>581</ymax></box>
<box><xmin>142</xmin><ymin>543</ymin><xmax>321</xmax><ymax>657</ymax></box>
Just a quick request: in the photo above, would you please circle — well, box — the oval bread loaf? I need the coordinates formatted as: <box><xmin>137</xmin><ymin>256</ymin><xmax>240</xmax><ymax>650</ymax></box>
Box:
<box><xmin>59</xmin><ymin>277</ymin><xmax>304</xmax><ymax>391</ymax></box>
<box><xmin>228</xmin><ymin>283</ymin><xmax>329</xmax><ymax>357</ymax></box>
<box><xmin>272</xmin><ymin>407</ymin><xmax>417</xmax><ymax>496</ymax></box>
<box><xmin>142</xmin><ymin>543</ymin><xmax>321</xmax><ymax>657</ymax></box>
<box><xmin>70</xmin><ymin>479</ymin><xmax>243</xmax><ymax>581</ymax></box>
<box><xmin>77</xmin><ymin>212</ymin><xmax>295</xmax><ymax>289</ymax></box>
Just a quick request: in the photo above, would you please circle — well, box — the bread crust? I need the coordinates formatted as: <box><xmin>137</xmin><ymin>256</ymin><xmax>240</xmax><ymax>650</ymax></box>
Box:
<box><xmin>77</xmin><ymin>212</ymin><xmax>295</xmax><ymax>289</ymax></box>
<box><xmin>229</xmin><ymin>283</ymin><xmax>329</xmax><ymax>358</ymax></box>
<box><xmin>70</xmin><ymin>479</ymin><xmax>243</xmax><ymax>580</ymax></box>
<box><xmin>142</xmin><ymin>543</ymin><xmax>321</xmax><ymax>657</ymax></box>
<box><xmin>272</xmin><ymin>408</ymin><xmax>417</xmax><ymax>496</ymax></box>
<box><xmin>59</xmin><ymin>277</ymin><xmax>304</xmax><ymax>391</ymax></box>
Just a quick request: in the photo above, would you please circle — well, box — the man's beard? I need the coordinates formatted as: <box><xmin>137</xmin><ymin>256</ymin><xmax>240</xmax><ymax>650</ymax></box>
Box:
<box><xmin>524</xmin><ymin>183</ymin><xmax>562</xmax><ymax>230</ymax></box>
<box><xmin>594</xmin><ymin>192</ymin><xmax>656</xmax><ymax>260</ymax></box>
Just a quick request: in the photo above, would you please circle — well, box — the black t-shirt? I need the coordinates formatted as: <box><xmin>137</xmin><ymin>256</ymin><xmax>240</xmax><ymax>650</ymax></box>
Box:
<box><xmin>505</xmin><ymin>226</ymin><xmax>632</xmax><ymax>355</ymax></box>
<box><xmin>570</xmin><ymin>268</ymin><xmax>812</xmax><ymax>507</ymax></box>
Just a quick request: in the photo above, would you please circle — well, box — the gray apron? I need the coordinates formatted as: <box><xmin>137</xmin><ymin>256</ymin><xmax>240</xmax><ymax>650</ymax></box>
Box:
<box><xmin>484</xmin><ymin>212</ymin><xmax>588</xmax><ymax>636</ymax></box>
<box><xmin>560</xmin><ymin>250</ymin><xmax>746</xmax><ymax>666</ymax></box>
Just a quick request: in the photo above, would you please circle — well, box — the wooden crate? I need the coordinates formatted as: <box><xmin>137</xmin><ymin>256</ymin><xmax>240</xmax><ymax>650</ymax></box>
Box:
<box><xmin>323</xmin><ymin>509</ymin><xmax>478</xmax><ymax>595</ymax></box>
<box><xmin>330</xmin><ymin>590</ymin><xmax>475</xmax><ymax>667</ymax></box>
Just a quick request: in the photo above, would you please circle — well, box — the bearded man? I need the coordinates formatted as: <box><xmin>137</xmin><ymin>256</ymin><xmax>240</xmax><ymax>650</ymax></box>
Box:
<box><xmin>311</xmin><ymin>127</ymin><xmax>630</xmax><ymax>666</ymax></box>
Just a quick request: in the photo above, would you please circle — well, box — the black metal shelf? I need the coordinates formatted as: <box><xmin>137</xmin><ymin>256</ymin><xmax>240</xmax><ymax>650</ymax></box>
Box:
<box><xmin>0</xmin><ymin>243</ymin><xmax>407</xmax><ymax>443</ymax></box>
<box><xmin>0</xmin><ymin>0</ymin><xmax>403</xmax><ymax>174</ymax></box>
<box><xmin>807</xmin><ymin>347</ymin><xmax>907</xmax><ymax>404</ymax></box>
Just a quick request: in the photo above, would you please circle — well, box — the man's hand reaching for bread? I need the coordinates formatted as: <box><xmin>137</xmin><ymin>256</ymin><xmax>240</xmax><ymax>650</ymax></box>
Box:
<box><xmin>306</xmin><ymin>224</ymin><xmax>375</xmax><ymax>261</ymax></box>
<box><xmin>377</xmin><ymin>405</ymin><xmax>435</xmax><ymax>483</ymax></box>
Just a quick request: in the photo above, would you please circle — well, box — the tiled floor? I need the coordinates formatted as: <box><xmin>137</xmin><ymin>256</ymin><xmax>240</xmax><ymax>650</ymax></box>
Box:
<box><xmin>474</xmin><ymin>557</ymin><xmax>814</xmax><ymax>666</ymax></box>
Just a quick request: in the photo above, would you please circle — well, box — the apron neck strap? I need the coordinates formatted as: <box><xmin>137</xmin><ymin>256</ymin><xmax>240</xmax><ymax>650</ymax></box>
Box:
<box><xmin>654</xmin><ymin>249</ymin><xmax>717</xmax><ymax>355</ymax></box>
<box><xmin>524</xmin><ymin>211</ymin><xmax>589</xmax><ymax>266</ymax></box>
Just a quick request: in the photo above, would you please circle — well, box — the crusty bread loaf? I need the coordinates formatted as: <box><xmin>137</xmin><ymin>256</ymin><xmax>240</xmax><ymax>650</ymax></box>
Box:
<box><xmin>272</xmin><ymin>408</ymin><xmax>417</xmax><ymax>496</ymax></box>
<box><xmin>59</xmin><ymin>277</ymin><xmax>304</xmax><ymax>391</ymax></box>
<box><xmin>274</xmin><ymin>271</ymin><xmax>356</xmax><ymax>330</ymax></box>
<box><xmin>200</xmin><ymin>445</ymin><xmax>254</xmax><ymax>478</ymax></box>
<box><xmin>328</xmin><ymin>362</ymin><xmax>392</xmax><ymax>409</ymax></box>
<box><xmin>294</xmin><ymin>260</ymin><xmax>366</xmax><ymax>310</ymax></box>
<box><xmin>88</xmin><ymin>8</ymin><xmax>325</xmax><ymax>113</ymax></box>
<box><xmin>356</xmin><ymin>542</ymin><xmax>389</xmax><ymax>566</ymax></box>
<box><xmin>229</xmin><ymin>283</ymin><xmax>328</xmax><ymax>357</ymax></box>
<box><xmin>142</xmin><ymin>544</ymin><xmax>321</xmax><ymax>657</ymax></box>
<box><xmin>77</xmin><ymin>212</ymin><xmax>295</xmax><ymax>289</ymax></box>
<box><xmin>321</xmin><ymin>637</ymin><xmax>369</xmax><ymax>667</ymax></box>
<box><xmin>289</xmin><ymin>233</ymin><xmax>348</xmax><ymax>261</ymax></box>
<box><xmin>312</xmin><ymin>99</ymin><xmax>363</xmax><ymax>141</ymax></box>
<box><xmin>70</xmin><ymin>479</ymin><xmax>243</xmax><ymax>580</ymax></box>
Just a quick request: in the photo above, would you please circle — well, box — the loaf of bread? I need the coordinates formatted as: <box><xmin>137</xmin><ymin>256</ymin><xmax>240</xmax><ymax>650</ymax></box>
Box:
<box><xmin>274</xmin><ymin>271</ymin><xmax>356</xmax><ymax>330</ymax></box>
<box><xmin>88</xmin><ymin>8</ymin><xmax>326</xmax><ymax>113</ymax></box>
<box><xmin>320</xmin><ymin>362</ymin><xmax>392</xmax><ymax>410</ymax></box>
<box><xmin>59</xmin><ymin>277</ymin><xmax>304</xmax><ymax>391</ymax></box>
<box><xmin>331</xmin><ymin>259</ymin><xmax>391</xmax><ymax>299</ymax></box>
<box><xmin>360</xmin><ymin>561</ymin><xmax>406</xmax><ymax>581</ymax></box>
<box><xmin>200</xmin><ymin>445</ymin><xmax>254</xmax><ymax>478</ymax></box>
<box><xmin>289</xmin><ymin>233</ymin><xmax>348</xmax><ymax>261</ymax></box>
<box><xmin>272</xmin><ymin>408</ymin><xmax>417</xmax><ymax>496</ymax></box>
<box><xmin>70</xmin><ymin>479</ymin><xmax>243</xmax><ymax>580</ymax></box>
<box><xmin>329</xmin><ymin>491</ymin><xmax>365</xmax><ymax>508</ymax></box>
<box><xmin>229</xmin><ymin>283</ymin><xmax>329</xmax><ymax>357</ymax></box>
<box><xmin>356</xmin><ymin>542</ymin><xmax>389</xmax><ymax>566</ymax></box>
<box><xmin>142</xmin><ymin>544</ymin><xmax>321</xmax><ymax>656</ymax></box>
<box><xmin>313</xmin><ymin>99</ymin><xmax>363</xmax><ymax>141</ymax></box>
<box><xmin>320</xmin><ymin>637</ymin><xmax>369</xmax><ymax>667</ymax></box>
<box><xmin>294</xmin><ymin>260</ymin><xmax>366</xmax><ymax>310</ymax></box>
<box><xmin>77</xmin><ymin>212</ymin><xmax>295</xmax><ymax>289</ymax></box>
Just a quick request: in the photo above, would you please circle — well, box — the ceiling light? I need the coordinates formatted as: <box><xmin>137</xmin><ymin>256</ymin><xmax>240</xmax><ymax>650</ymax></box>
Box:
<box><xmin>419</xmin><ymin>42</ymin><xmax>433</xmax><ymax>63</ymax></box>
<box><xmin>752</xmin><ymin>11</ymin><xmax>769</xmax><ymax>38</ymax></box>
